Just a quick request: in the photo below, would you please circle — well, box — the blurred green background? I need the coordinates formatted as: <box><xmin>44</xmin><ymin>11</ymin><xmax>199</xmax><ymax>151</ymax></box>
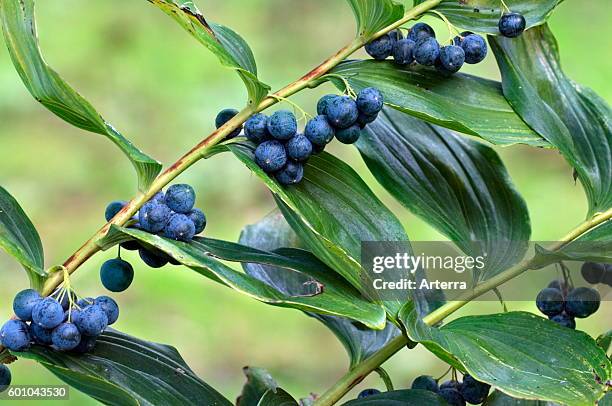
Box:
<box><xmin>0</xmin><ymin>1</ymin><xmax>610</xmax><ymax>404</ymax></box>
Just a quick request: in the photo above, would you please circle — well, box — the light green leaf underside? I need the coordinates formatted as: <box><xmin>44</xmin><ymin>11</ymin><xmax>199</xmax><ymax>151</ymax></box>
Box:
<box><xmin>345</xmin><ymin>0</ymin><xmax>404</xmax><ymax>38</ymax></box>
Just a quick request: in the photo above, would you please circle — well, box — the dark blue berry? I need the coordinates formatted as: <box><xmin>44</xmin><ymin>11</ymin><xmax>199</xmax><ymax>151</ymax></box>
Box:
<box><xmin>439</xmin><ymin>45</ymin><xmax>465</xmax><ymax>73</ymax></box>
<box><xmin>75</xmin><ymin>305</ymin><xmax>108</xmax><ymax>336</ymax></box>
<box><xmin>139</xmin><ymin>201</ymin><xmax>171</xmax><ymax>232</ymax></box>
<box><xmin>550</xmin><ymin>313</ymin><xmax>576</xmax><ymax>329</ymax></box>
<box><xmin>30</xmin><ymin>324</ymin><xmax>53</xmax><ymax>345</ymax></box>
<box><xmin>312</xmin><ymin>143</ymin><xmax>325</xmax><ymax>155</ymax></box>
<box><xmin>581</xmin><ymin>262</ymin><xmax>605</xmax><ymax>284</ymax></box>
<box><xmin>52</xmin><ymin>322</ymin><xmax>81</xmax><ymax>351</ymax></box>
<box><xmin>187</xmin><ymin>208</ymin><xmax>207</xmax><ymax>234</ymax></box>
<box><xmin>326</xmin><ymin>96</ymin><xmax>359</xmax><ymax>129</ymax></box>
<box><xmin>536</xmin><ymin>288</ymin><xmax>564</xmax><ymax>316</ymax></box>
<box><xmin>13</xmin><ymin>289</ymin><xmax>42</xmax><ymax>321</ymax></box>
<box><xmin>547</xmin><ymin>279</ymin><xmax>568</xmax><ymax>293</ymax></box>
<box><xmin>165</xmin><ymin>184</ymin><xmax>196</xmax><ymax>214</ymax></box>
<box><xmin>0</xmin><ymin>320</ymin><xmax>31</xmax><ymax>351</ymax></box>
<box><xmin>215</xmin><ymin>108</ymin><xmax>242</xmax><ymax>139</ymax></box>
<box><xmin>305</xmin><ymin>115</ymin><xmax>335</xmax><ymax>146</ymax></box>
<box><xmin>408</xmin><ymin>22</ymin><xmax>436</xmax><ymax>42</ymax></box>
<box><xmin>244</xmin><ymin>113</ymin><xmax>270</xmax><ymax>144</ymax></box>
<box><xmin>460</xmin><ymin>375</ymin><xmax>490</xmax><ymax>404</ymax></box>
<box><xmin>365</xmin><ymin>34</ymin><xmax>393</xmax><ymax>60</ymax></box>
<box><xmin>77</xmin><ymin>297</ymin><xmax>94</xmax><ymax>308</ymax></box>
<box><xmin>267</xmin><ymin>110</ymin><xmax>297</xmax><ymax>140</ymax></box>
<box><xmin>357</xmin><ymin>389</ymin><xmax>381</xmax><ymax>399</ymax></box>
<box><xmin>94</xmin><ymin>296</ymin><xmax>119</xmax><ymax>325</ymax></box>
<box><xmin>498</xmin><ymin>12</ymin><xmax>526</xmax><ymax>38</ymax></box>
<box><xmin>335</xmin><ymin>125</ymin><xmax>361</xmax><ymax>144</ymax></box>
<box><xmin>139</xmin><ymin>247</ymin><xmax>169</xmax><ymax>268</ymax></box>
<box><xmin>151</xmin><ymin>191</ymin><xmax>165</xmax><ymax>202</ymax></box>
<box><xmin>317</xmin><ymin>95</ymin><xmax>338</xmax><ymax>116</ymax></box>
<box><xmin>440</xmin><ymin>380</ymin><xmax>461</xmax><ymax>391</ymax></box>
<box><xmin>275</xmin><ymin>161</ymin><xmax>304</xmax><ymax>186</ymax></box>
<box><xmin>32</xmin><ymin>298</ymin><xmax>64</xmax><ymax>329</ymax></box>
<box><xmin>286</xmin><ymin>134</ymin><xmax>313</xmax><ymax>162</ymax></box>
<box><xmin>0</xmin><ymin>364</ymin><xmax>11</xmax><ymax>392</ymax></box>
<box><xmin>415</xmin><ymin>37</ymin><xmax>440</xmax><ymax>66</ymax></box>
<box><xmin>100</xmin><ymin>258</ymin><xmax>134</xmax><ymax>292</ymax></box>
<box><xmin>439</xmin><ymin>388</ymin><xmax>466</xmax><ymax>406</ymax></box>
<box><xmin>105</xmin><ymin>200</ymin><xmax>126</xmax><ymax>221</ymax></box>
<box><xmin>71</xmin><ymin>335</ymin><xmax>97</xmax><ymax>354</ymax></box>
<box><xmin>120</xmin><ymin>240</ymin><xmax>141</xmax><ymax>251</ymax></box>
<box><xmin>164</xmin><ymin>213</ymin><xmax>196</xmax><ymax>242</ymax></box>
<box><xmin>388</xmin><ymin>29</ymin><xmax>403</xmax><ymax>43</ymax></box>
<box><xmin>457</xmin><ymin>33</ymin><xmax>487</xmax><ymax>64</ymax></box>
<box><xmin>255</xmin><ymin>140</ymin><xmax>288</xmax><ymax>173</ymax></box>
<box><xmin>356</xmin><ymin>88</ymin><xmax>384</xmax><ymax>116</ymax></box>
<box><xmin>604</xmin><ymin>265</ymin><xmax>612</xmax><ymax>287</ymax></box>
<box><xmin>411</xmin><ymin>375</ymin><xmax>439</xmax><ymax>392</ymax></box>
<box><xmin>357</xmin><ymin>112</ymin><xmax>378</xmax><ymax>128</ymax></box>
<box><xmin>393</xmin><ymin>38</ymin><xmax>416</xmax><ymax>65</ymax></box>
<box><xmin>565</xmin><ymin>287</ymin><xmax>600</xmax><ymax>318</ymax></box>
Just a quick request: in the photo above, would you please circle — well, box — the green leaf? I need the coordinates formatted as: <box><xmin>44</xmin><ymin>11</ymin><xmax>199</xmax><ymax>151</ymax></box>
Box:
<box><xmin>342</xmin><ymin>389</ymin><xmax>447</xmax><ymax>405</ymax></box>
<box><xmin>100</xmin><ymin>226</ymin><xmax>387</xmax><ymax>329</ymax></box>
<box><xmin>414</xmin><ymin>0</ymin><xmax>562</xmax><ymax>34</ymax></box>
<box><xmin>490</xmin><ymin>25</ymin><xmax>612</xmax><ymax>216</ymax></box>
<box><xmin>399</xmin><ymin>304</ymin><xmax>611</xmax><ymax>406</ymax></box>
<box><xmin>596</xmin><ymin>330</ymin><xmax>611</xmax><ymax>354</ymax></box>
<box><xmin>359</xmin><ymin>108</ymin><xmax>531</xmax><ymax>279</ymax></box>
<box><xmin>257</xmin><ymin>388</ymin><xmax>298</xmax><ymax>406</ymax></box>
<box><xmin>0</xmin><ymin>186</ymin><xmax>45</xmax><ymax>289</ymax></box>
<box><xmin>345</xmin><ymin>0</ymin><xmax>404</xmax><ymax>38</ymax></box>
<box><xmin>216</xmin><ymin>142</ymin><xmax>409</xmax><ymax>318</ymax></box>
<box><xmin>147</xmin><ymin>0</ymin><xmax>270</xmax><ymax>105</ymax></box>
<box><xmin>329</xmin><ymin>60</ymin><xmax>545</xmax><ymax>147</ymax></box>
<box><xmin>14</xmin><ymin>329</ymin><xmax>232</xmax><ymax>406</ymax></box>
<box><xmin>485</xmin><ymin>391</ymin><xmax>555</xmax><ymax>406</ymax></box>
<box><xmin>237</xmin><ymin>367</ymin><xmax>278</xmax><ymax>406</ymax></box>
<box><xmin>0</xmin><ymin>0</ymin><xmax>162</xmax><ymax>191</ymax></box>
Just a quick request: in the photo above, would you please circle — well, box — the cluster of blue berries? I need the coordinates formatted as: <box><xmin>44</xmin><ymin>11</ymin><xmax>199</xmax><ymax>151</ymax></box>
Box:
<box><xmin>536</xmin><ymin>274</ymin><xmax>601</xmax><ymax>329</ymax></box>
<box><xmin>246</xmin><ymin>88</ymin><xmax>384</xmax><ymax>185</ymax></box>
<box><xmin>0</xmin><ymin>289</ymin><xmax>118</xmax><ymax>354</ymax></box>
<box><xmin>581</xmin><ymin>262</ymin><xmax>612</xmax><ymax>287</ymax></box>
<box><xmin>104</xmin><ymin>183</ymin><xmax>206</xmax><ymax>269</ymax></box>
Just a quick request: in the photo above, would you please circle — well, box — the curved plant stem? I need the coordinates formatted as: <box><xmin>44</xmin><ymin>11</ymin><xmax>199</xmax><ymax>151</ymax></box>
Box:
<box><xmin>313</xmin><ymin>208</ymin><xmax>612</xmax><ymax>406</ymax></box>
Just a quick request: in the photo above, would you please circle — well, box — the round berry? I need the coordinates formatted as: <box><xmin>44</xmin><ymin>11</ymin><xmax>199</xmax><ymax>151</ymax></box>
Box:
<box><xmin>388</xmin><ymin>28</ymin><xmax>403</xmax><ymax>43</ymax></box>
<box><xmin>165</xmin><ymin>184</ymin><xmax>196</xmax><ymax>214</ymax></box>
<box><xmin>604</xmin><ymin>265</ymin><xmax>612</xmax><ymax>287</ymax></box>
<box><xmin>312</xmin><ymin>143</ymin><xmax>325</xmax><ymax>155</ymax></box>
<box><xmin>498</xmin><ymin>12</ymin><xmax>526</xmax><ymax>38</ymax></box>
<box><xmin>120</xmin><ymin>239</ymin><xmax>142</xmax><ymax>251</ymax></box>
<box><xmin>52</xmin><ymin>323</ymin><xmax>81</xmax><ymax>351</ymax></box>
<box><xmin>411</xmin><ymin>375</ymin><xmax>439</xmax><ymax>392</ymax></box>
<box><xmin>305</xmin><ymin>115</ymin><xmax>335</xmax><ymax>146</ymax></box>
<box><xmin>77</xmin><ymin>297</ymin><xmax>94</xmax><ymax>308</ymax></box>
<box><xmin>357</xmin><ymin>112</ymin><xmax>378</xmax><ymax>128</ymax></box>
<box><xmin>215</xmin><ymin>108</ymin><xmax>242</xmax><ymax>139</ymax></box>
<box><xmin>244</xmin><ymin>113</ymin><xmax>270</xmax><ymax>144</ymax></box>
<box><xmin>565</xmin><ymin>287</ymin><xmax>600</xmax><ymax>318</ymax></box>
<box><xmin>317</xmin><ymin>94</ymin><xmax>338</xmax><ymax>116</ymax></box>
<box><xmin>32</xmin><ymin>297</ymin><xmax>64</xmax><ymax>329</ymax></box>
<box><xmin>94</xmin><ymin>296</ymin><xmax>119</xmax><ymax>325</ymax></box>
<box><xmin>164</xmin><ymin>213</ymin><xmax>196</xmax><ymax>242</ymax></box>
<box><xmin>457</xmin><ymin>33</ymin><xmax>487</xmax><ymax>64</ymax></box>
<box><xmin>356</xmin><ymin>87</ymin><xmax>384</xmax><ymax>116</ymax></box>
<box><xmin>151</xmin><ymin>191</ymin><xmax>165</xmax><ymax>202</ymax></box>
<box><xmin>104</xmin><ymin>200</ymin><xmax>126</xmax><ymax>221</ymax></box>
<box><xmin>393</xmin><ymin>38</ymin><xmax>416</xmax><ymax>65</ymax></box>
<box><xmin>357</xmin><ymin>388</ymin><xmax>381</xmax><ymax>399</ymax></box>
<box><xmin>0</xmin><ymin>320</ymin><xmax>31</xmax><ymax>351</ymax></box>
<box><xmin>30</xmin><ymin>324</ymin><xmax>53</xmax><ymax>345</ymax></box>
<box><xmin>71</xmin><ymin>335</ymin><xmax>97</xmax><ymax>354</ymax></box>
<box><xmin>187</xmin><ymin>208</ymin><xmax>207</xmax><ymax>234</ymax></box>
<box><xmin>75</xmin><ymin>305</ymin><xmax>108</xmax><ymax>337</ymax></box>
<box><xmin>365</xmin><ymin>34</ymin><xmax>393</xmax><ymax>60</ymax></box>
<box><xmin>326</xmin><ymin>96</ymin><xmax>359</xmax><ymax>129</ymax></box>
<box><xmin>267</xmin><ymin>110</ymin><xmax>297</xmax><ymax>140</ymax></box>
<box><xmin>550</xmin><ymin>313</ymin><xmax>576</xmax><ymax>329</ymax></box>
<box><xmin>0</xmin><ymin>364</ymin><xmax>11</xmax><ymax>392</ymax></box>
<box><xmin>439</xmin><ymin>388</ymin><xmax>466</xmax><ymax>406</ymax></box>
<box><xmin>255</xmin><ymin>140</ymin><xmax>288</xmax><ymax>173</ymax></box>
<box><xmin>139</xmin><ymin>201</ymin><xmax>171</xmax><ymax>232</ymax></box>
<box><xmin>440</xmin><ymin>380</ymin><xmax>461</xmax><ymax>391</ymax></box>
<box><xmin>460</xmin><ymin>375</ymin><xmax>490</xmax><ymax>405</ymax></box>
<box><xmin>286</xmin><ymin>134</ymin><xmax>313</xmax><ymax>162</ymax></box>
<box><xmin>415</xmin><ymin>37</ymin><xmax>440</xmax><ymax>66</ymax></box>
<box><xmin>13</xmin><ymin>289</ymin><xmax>42</xmax><ymax>321</ymax></box>
<box><xmin>335</xmin><ymin>125</ymin><xmax>361</xmax><ymax>144</ymax></box>
<box><xmin>275</xmin><ymin>161</ymin><xmax>304</xmax><ymax>186</ymax></box>
<box><xmin>408</xmin><ymin>22</ymin><xmax>436</xmax><ymax>42</ymax></box>
<box><xmin>139</xmin><ymin>247</ymin><xmax>169</xmax><ymax>268</ymax></box>
<box><xmin>439</xmin><ymin>45</ymin><xmax>465</xmax><ymax>73</ymax></box>
<box><xmin>100</xmin><ymin>258</ymin><xmax>134</xmax><ymax>292</ymax></box>
<box><xmin>581</xmin><ymin>262</ymin><xmax>605</xmax><ymax>284</ymax></box>
<box><xmin>536</xmin><ymin>287</ymin><xmax>564</xmax><ymax>317</ymax></box>
<box><xmin>547</xmin><ymin>279</ymin><xmax>569</xmax><ymax>293</ymax></box>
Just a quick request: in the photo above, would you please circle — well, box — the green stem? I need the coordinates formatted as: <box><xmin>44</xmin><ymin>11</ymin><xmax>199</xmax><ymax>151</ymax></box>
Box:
<box><xmin>314</xmin><ymin>208</ymin><xmax>612</xmax><ymax>406</ymax></box>
<box><xmin>374</xmin><ymin>367</ymin><xmax>394</xmax><ymax>391</ymax></box>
